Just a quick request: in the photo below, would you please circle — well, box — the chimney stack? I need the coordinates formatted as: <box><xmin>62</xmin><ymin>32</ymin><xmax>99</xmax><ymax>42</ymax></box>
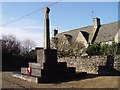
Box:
<box><xmin>93</xmin><ymin>17</ymin><xmax>100</xmax><ymax>28</ymax></box>
<box><xmin>89</xmin><ymin>17</ymin><xmax>101</xmax><ymax>45</ymax></box>
<box><xmin>52</xmin><ymin>29</ymin><xmax>58</xmax><ymax>37</ymax></box>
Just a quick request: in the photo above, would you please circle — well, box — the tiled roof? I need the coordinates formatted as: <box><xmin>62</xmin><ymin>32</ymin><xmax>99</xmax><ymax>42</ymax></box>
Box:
<box><xmin>56</xmin><ymin>26</ymin><xmax>93</xmax><ymax>42</ymax></box>
<box><xmin>95</xmin><ymin>21</ymin><xmax>119</xmax><ymax>42</ymax></box>
<box><xmin>56</xmin><ymin>21</ymin><xmax>119</xmax><ymax>43</ymax></box>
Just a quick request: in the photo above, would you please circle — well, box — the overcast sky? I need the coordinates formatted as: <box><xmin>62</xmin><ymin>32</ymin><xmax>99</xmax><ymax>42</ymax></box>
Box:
<box><xmin>1</xmin><ymin>1</ymin><xmax>119</xmax><ymax>47</ymax></box>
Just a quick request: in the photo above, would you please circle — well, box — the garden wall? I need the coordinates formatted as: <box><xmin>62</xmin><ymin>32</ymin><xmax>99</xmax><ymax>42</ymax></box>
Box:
<box><xmin>58</xmin><ymin>55</ymin><xmax>120</xmax><ymax>74</ymax></box>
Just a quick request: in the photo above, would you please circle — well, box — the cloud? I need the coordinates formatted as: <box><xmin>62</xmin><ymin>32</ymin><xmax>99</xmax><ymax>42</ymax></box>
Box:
<box><xmin>1</xmin><ymin>15</ymin><xmax>63</xmax><ymax>48</ymax></box>
<box><xmin>1</xmin><ymin>26</ymin><xmax>44</xmax><ymax>47</ymax></box>
<box><xmin>23</xmin><ymin>25</ymin><xmax>43</xmax><ymax>30</ymax></box>
<box><xmin>0</xmin><ymin>15</ymin><xmax>46</xmax><ymax>47</ymax></box>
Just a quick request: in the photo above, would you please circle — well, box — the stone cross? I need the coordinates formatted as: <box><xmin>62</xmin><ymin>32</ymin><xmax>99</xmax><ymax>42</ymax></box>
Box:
<box><xmin>44</xmin><ymin>7</ymin><xmax>50</xmax><ymax>49</ymax></box>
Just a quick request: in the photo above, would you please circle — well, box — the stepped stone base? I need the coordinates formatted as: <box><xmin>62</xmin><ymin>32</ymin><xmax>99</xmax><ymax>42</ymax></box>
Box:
<box><xmin>13</xmin><ymin>72</ymin><xmax>40</xmax><ymax>83</ymax></box>
<box><xmin>13</xmin><ymin>72</ymin><xmax>87</xmax><ymax>83</ymax></box>
<box><xmin>13</xmin><ymin>48</ymin><xmax>87</xmax><ymax>83</ymax></box>
<box><xmin>21</xmin><ymin>67</ymin><xmax>42</xmax><ymax>77</ymax></box>
<box><xmin>29</xmin><ymin>62</ymin><xmax>43</xmax><ymax>69</ymax></box>
<box><xmin>21</xmin><ymin>62</ymin><xmax>76</xmax><ymax>78</ymax></box>
<box><xmin>13</xmin><ymin>61</ymin><xmax>87</xmax><ymax>83</ymax></box>
<box><xmin>41</xmin><ymin>67</ymin><xmax>76</xmax><ymax>76</ymax></box>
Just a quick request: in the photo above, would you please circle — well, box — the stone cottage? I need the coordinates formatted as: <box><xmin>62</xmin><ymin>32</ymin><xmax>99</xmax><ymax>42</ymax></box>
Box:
<box><xmin>51</xmin><ymin>17</ymin><xmax>120</xmax><ymax>49</ymax></box>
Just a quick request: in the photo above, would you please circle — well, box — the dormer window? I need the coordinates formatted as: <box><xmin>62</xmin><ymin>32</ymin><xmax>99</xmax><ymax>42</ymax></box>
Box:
<box><xmin>64</xmin><ymin>34</ymin><xmax>72</xmax><ymax>43</ymax></box>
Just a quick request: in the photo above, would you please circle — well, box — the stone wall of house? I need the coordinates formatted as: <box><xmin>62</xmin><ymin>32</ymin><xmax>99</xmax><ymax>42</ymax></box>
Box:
<box><xmin>58</xmin><ymin>55</ymin><xmax>120</xmax><ymax>74</ymax></box>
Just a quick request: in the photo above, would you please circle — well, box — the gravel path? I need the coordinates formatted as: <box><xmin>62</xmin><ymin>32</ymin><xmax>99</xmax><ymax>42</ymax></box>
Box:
<box><xmin>1</xmin><ymin>72</ymin><xmax>119</xmax><ymax>89</ymax></box>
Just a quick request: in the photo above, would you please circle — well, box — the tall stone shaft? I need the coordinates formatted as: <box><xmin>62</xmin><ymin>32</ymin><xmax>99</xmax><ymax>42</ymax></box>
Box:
<box><xmin>44</xmin><ymin>7</ymin><xmax>50</xmax><ymax>49</ymax></box>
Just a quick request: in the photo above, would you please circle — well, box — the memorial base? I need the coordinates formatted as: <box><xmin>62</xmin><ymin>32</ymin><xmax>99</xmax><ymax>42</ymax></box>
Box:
<box><xmin>13</xmin><ymin>71</ymin><xmax>87</xmax><ymax>83</ymax></box>
<box><xmin>13</xmin><ymin>48</ymin><xmax>87</xmax><ymax>83</ymax></box>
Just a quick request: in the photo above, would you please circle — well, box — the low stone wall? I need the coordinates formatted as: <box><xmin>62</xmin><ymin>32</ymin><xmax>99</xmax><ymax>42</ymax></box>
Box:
<box><xmin>58</xmin><ymin>55</ymin><xmax>120</xmax><ymax>74</ymax></box>
<box><xmin>114</xmin><ymin>55</ymin><xmax>120</xmax><ymax>71</ymax></box>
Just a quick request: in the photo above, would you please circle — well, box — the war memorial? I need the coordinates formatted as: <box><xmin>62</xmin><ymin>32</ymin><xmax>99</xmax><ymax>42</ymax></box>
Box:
<box><xmin>13</xmin><ymin>7</ymin><xmax>87</xmax><ymax>83</ymax></box>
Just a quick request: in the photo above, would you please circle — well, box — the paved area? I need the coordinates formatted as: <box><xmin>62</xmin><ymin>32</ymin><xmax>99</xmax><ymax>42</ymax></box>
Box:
<box><xmin>1</xmin><ymin>72</ymin><xmax>120</xmax><ymax>89</ymax></box>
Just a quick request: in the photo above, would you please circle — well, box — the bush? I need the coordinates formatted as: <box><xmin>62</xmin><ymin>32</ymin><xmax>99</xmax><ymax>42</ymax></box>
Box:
<box><xmin>86</xmin><ymin>42</ymin><xmax>120</xmax><ymax>56</ymax></box>
<box><xmin>116</xmin><ymin>42</ymin><xmax>120</xmax><ymax>55</ymax></box>
<box><xmin>86</xmin><ymin>42</ymin><xmax>101</xmax><ymax>56</ymax></box>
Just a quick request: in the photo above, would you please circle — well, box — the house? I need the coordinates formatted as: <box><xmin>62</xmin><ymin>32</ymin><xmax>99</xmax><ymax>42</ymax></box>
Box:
<box><xmin>51</xmin><ymin>18</ymin><xmax>120</xmax><ymax>49</ymax></box>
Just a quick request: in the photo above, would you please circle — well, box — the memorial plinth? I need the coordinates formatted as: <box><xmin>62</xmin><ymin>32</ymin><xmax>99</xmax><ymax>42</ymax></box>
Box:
<box><xmin>15</xmin><ymin>47</ymin><xmax>77</xmax><ymax>83</ymax></box>
<box><xmin>13</xmin><ymin>7</ymin><xmax>86</xmax><ymax>83</ymax></box>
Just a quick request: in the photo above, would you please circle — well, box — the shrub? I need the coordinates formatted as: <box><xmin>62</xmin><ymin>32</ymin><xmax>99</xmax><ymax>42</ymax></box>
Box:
<box><xmin>86</xmin><ymin>42</ymin><xmax>120</xmax><ymax>56</ymax></box>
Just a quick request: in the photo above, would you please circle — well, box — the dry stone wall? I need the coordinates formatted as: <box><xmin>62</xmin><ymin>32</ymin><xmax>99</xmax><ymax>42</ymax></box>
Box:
<box><xmin>58</xmin><ymin>55</ymin><xmax>120</xmax><ymax>74</ymax></box>
<box><xmin>114</xmin><ymin>55</ymin><xmax>120</xmax><ymax>71</ymax></box>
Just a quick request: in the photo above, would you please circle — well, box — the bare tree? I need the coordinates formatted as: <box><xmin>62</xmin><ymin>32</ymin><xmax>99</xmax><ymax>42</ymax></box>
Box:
<box><xmin>51</xmin><ymin>37</ymin><xmax>85</xmax><ymax>58</ymax></box>
<box><xmin>21</xmin><ymin>39</ymin><xmax>36</xmax><ymax>56</ymax></box>
<box><xmin>2</xmin><ymin>34</ymin><xmax>21</xmax><ymax>57</ymax></box>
